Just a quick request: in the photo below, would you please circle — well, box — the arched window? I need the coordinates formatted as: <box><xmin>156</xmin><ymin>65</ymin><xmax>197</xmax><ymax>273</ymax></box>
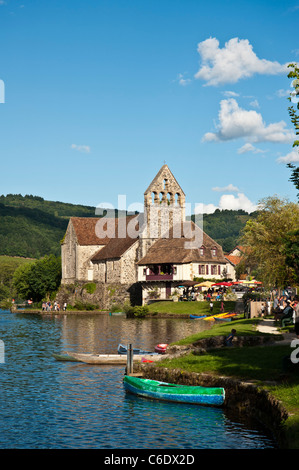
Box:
<box><xmin>159</xmin><ymin>192</ymin><xmax>165</xmax><ymax>203</ymax></box>
<box><xmin>151</xmin><ymin>192</ymin><xmax>157</xmax><ymax>204</ymax></box>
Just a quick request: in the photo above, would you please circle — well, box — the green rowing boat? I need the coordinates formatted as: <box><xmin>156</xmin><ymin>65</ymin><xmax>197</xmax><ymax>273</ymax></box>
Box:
<box><xmin>123</xmin><ymin>376</ymin><xmax>225</xmax><ymax>406</ymax></box>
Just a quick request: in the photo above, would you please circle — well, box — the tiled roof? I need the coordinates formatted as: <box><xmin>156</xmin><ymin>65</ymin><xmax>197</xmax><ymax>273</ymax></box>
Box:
<box><xmin>70</xmin><ymin>215</ymin><xmax>137</xmax><ymax>246</ymax></box>
<box><xmin>92</xmin><ymin>236</ymin><xmax>138</xmax><ymax>261</ymax></box>
<box><xmin>225</xmin><ymin>255</ymin><xmax>243</xmax><ymax>266</ymax></box>
<box><xmin>137</xmin><ymin>222</ymin><xmax>227</xmax><ymax>265</ymax></box>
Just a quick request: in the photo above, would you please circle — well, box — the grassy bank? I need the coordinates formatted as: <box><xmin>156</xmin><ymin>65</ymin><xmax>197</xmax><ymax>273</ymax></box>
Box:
<box><xmin>147</xmin><ymin>300</ymin><xmax>237</xmax><ymax>316</ymax></box>
<box><xmin>157</xmin><ymin>317</ymin><xmax>299</xmax><ymax>448</ymax></box>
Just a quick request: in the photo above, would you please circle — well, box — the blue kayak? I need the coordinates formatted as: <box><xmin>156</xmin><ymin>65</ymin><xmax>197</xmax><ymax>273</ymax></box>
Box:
<box><xmin>190</xmin><ymin>314</ymin><xmax>207</xmax><ymax>319</ymax></box>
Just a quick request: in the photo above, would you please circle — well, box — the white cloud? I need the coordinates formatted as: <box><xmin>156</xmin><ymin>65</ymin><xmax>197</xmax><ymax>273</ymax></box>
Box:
<box><xmin>194</xmin><ymin>193</ymin><xmax>257</xmax><ymax>214</ymax></box>
<box><xmin>222</xmin><ymin>91</ymin><xmax>240</xmax><ymax>98</ymax></box>
<box><xmin>202</xmin><ymin>98</ymin><xmax>294</xmax><ymax>144</ymax></box>
<box><xmin>275</xmin><ymin>89</ymin><xmax>291</xmax><ymax>98</ymax></box>
<box><xmin>174</xmin><ymin>73</ymin><xmax>191</xmax><ymax>86</ymax></box>
<box><xmin>219</xmin><ymin>193</ymin><xmax>257</xmax><ymax>213</ymax></box>
<box><xmin>71</xmin><ymin>144</ymin><xmax>91</xmax><ymax>153</ymax></box>
<box><xmin>237</xmin><ymin>143</ymin><xmax>268</xmax><ymax>155</ymax></box>
<box><xmin>212</xmin><ymin>184</ymin><xmax>239</xmax><ymax>192</ymax></box>
<box><xmin>194</xmin><ymin>203</ymin><xmax>218</xmax><ymax>214</ymax></box>
<box><xmin>194</xmin><ymin>37</ymin><xmax>287</xmax><ymax>86</ymax></box>
<box><xmin>277</xmin><ymin>149</ymin><xmax>299</xmax><ymax>163</ymax></box>
<box><xmin>250</xmin><ymin>99</ymin><xmax>260</xmax><ymax>108</ymax></box>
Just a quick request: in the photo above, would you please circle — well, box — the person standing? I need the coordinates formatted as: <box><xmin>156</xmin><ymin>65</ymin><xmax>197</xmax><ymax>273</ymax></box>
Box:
<box><xmin>294</xmin><ymin>296</ymin><xmax>299</xmax><ymax>338</ymax></box>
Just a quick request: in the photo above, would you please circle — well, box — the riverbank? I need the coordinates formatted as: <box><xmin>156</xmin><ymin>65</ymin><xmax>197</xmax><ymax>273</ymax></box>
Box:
<box><xmin>134</xmin><ymin>317</ymin><xmax>299</xmax><ymax>449</ymax></box>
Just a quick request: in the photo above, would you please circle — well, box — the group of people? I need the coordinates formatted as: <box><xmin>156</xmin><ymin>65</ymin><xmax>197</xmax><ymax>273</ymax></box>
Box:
<box><xmin>273</xmin><ymin>295</ymin><xmax>299</xmax><ymax>336</ymax></box>
<box><xmin>42</xmin><ymin>301</ymin><xmax>67</xmax><ymax>312</ymax></box>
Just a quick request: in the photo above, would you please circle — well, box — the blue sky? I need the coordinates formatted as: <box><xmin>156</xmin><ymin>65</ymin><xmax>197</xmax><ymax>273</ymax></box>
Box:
<box><xmin>0</xmin><ymin>0</ymin><xmax>298</xmax><ymax>214</ymax></box>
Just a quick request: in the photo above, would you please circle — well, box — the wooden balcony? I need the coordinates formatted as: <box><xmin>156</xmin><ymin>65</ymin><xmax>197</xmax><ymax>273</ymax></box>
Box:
<box><xmin>145</xmin><ymin>274</ymin><xmax>173</xmax><ymax>281</ymax></box>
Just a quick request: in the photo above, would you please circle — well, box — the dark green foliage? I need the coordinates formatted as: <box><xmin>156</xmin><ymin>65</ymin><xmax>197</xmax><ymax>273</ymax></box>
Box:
<box><xmin>0</xmin><ymin>194</ymin><xmax>96</xmax><ymax>258</ymax></box>
<box><xmin>282</xmin><ymin>229</ymin><xmax>299</xmax><ymax>282</ymax></box>
<box><xmin>13</xmin><ymin>255</ymin><xmax>61</xmax><ymax>301</ymax></box>
<box><xmin>192</xmin><ymin>209</ymin><xmax>258</xmax><ymax>252</ymax></box>
<box><xmin>83</xmin><ymin>282</ymin><xmax>97</xmax><ymax>294</ymax></box>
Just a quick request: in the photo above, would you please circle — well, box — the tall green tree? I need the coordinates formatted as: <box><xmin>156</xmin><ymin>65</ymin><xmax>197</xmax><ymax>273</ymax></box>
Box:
<box><xmin>240</xmin><ymin>196</ymin><xmax>299</xmax><ymax>288</ymax></box>
<box><xmin>287</xmin><ymin>63</ymin><xmax>299</xmax><ymax>199</ymax></box>
<box><xmin>13</xmin><ymin>255</ymin><xmax>61</xmax><ymax>301</ymax></box>
<box><xmin>282</xmin><ymin>229</ymin><xmax>299</xmax><ymax>283</ymax></box>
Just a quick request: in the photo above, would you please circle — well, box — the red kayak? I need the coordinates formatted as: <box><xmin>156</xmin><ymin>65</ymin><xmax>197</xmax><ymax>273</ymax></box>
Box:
<box><xmin>155</xmin><ymin>343</ymin><xmax>168</xmax><ymax>354</ymax></box>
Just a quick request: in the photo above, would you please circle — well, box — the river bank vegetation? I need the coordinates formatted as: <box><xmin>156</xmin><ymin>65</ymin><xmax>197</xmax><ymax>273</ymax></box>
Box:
<box><xmin>157</xmin><ymin>317</ymin><xmax>299</xmax><ymax>448</ymax></box>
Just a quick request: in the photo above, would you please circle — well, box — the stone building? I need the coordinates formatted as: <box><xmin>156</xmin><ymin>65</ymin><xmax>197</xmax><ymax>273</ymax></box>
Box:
<box><xmin>61</xmin><ymin>164</ymin><xmax>229</xmax><ymax>307</ymax></box>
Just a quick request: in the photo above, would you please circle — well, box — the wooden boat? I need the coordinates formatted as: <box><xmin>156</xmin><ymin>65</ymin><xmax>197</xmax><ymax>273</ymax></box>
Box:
<box><xmin>190</xmin><ymin>314</ymin><xmax>207</xmax><ymax>319</ymax></box>
<box><xmin>154</xmin><ymin>343</ymin><xmax>168</xmax><ymax>354</ymax></box>
<box><xmin>117</xmin><ymin>343</ymin><xmax>155</xmax><ymax>355</ymax></box>
<box><xmin>53</xmin><ymin>352</ymin><xmax>162</xmax><ymax>364</ymax></box>
<box><xmin>123</xmin><ymin>376</ymin><xmax>225</xmax><ymax>406</ymax></box>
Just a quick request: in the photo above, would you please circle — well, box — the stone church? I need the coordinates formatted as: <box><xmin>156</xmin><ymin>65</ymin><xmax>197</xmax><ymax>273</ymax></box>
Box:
<box><xmin>61</xmin><ymin>165</ymin><xmax>228</xmax><ymax>307</ymax></box>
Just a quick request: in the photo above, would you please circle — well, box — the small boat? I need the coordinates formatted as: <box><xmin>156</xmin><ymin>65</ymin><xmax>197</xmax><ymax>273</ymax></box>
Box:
<box><xmin>204</xmin><ymin>312</ymin><xmax>230</xmax><ymax>321</ymax></box>
<box><xmin>190</xmin><ymin>314</ymin><xmax>207</xmax><ymax>319</ymax></box>
<box><xmin>123</xmin><ymin>376</ymin><xmax>225</xmax><ymax>406</ymax></box>
<box><xmin>53</xmin><ymin>352</ymin><xmax>162</xmax><ymax>365</ymax></box>
<box><xmin>109</xmin><ymin>311</ymin><xmax>126</xmax><ymax>316</ymax></box>
<box><xmin>215</xmin><ymin>316</ymin><xmax>232</xmax><ymax>322</ymax></box>
<box><xmin>117</xmin><ymin>343</ymin><xmax>156</xmax><ymax>355</ymax></box>
<box><xmin>53</xmin><ymin>353</ymin><xmax>81</xmax><ymax>362</ymax></box>
<box><xmin>155</xmin><ymin>343</ymin><xmax>168</xmax><ymax>354</ymax></box>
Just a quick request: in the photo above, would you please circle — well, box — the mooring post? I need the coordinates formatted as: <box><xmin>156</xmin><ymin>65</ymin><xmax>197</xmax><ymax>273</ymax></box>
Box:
<box><xmin>127</xmin><ymin>343</ymin><xmax>133</xmax><ymax>375</ymax></box>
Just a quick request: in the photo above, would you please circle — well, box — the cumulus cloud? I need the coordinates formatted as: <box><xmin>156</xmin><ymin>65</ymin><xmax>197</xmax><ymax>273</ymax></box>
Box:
<box><xmin>277</xmin><ymin>149</ymin><xmax>299</xmax><ymax>163</ymax></box>
<box><xmin>71</xmin><ymin>144</ymin><xmax>91</xmax><ymax>153</ymax></box>
<box><xmin>212</xmin><ymin>184</ymin><xmax>239</xmax><ymax>192</ymax></box>
<box><xmin>202</xmin><ymin>98</ymin><xmax>294</xmax><ymax>144</ymax></box>
<box><xmin>237</xmin><ymin>143</ymin><xmax>268</xmax><ymax>155</ymax></box>
<box><xmin>194</xmin><ymin>37</ymin><xmax>288</xmax><ymax>86</ymax></box>
<box><xmin>194</xmin><ymin>192</ymin><xmax>257</xmax><ymax>214</ymax></box>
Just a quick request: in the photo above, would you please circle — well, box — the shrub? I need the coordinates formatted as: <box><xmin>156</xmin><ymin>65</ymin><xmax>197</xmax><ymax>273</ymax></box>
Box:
<box><xmin>83</xmin><ymin>282</ymin><xmax>97</xmax><ymax>294</ymax></box>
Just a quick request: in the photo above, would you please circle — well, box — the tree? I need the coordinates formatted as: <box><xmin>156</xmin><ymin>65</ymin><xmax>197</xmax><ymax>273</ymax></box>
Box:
<box><xmin>282</xmin><ymin>229</ymin><xmax>299</xmax><ymax>283</ymax></box>
<box><xmin>240</xmin><ymin>196</ymin><xmax>299</xmax><ymax>288</ymax></box>
<box><xmin>287</xmin><ymin>63</ymin><xmax>299</xmax><ymax>199</ymax></box>
<box><xmin>13</xmin><ymin>255</ymin><xmax>61</xmax><ymax>301</ymax></box>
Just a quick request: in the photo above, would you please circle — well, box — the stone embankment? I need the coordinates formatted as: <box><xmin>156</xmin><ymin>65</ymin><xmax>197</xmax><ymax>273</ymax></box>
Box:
<box><xmin>133</xmin><ymin>325</ymin><xmax>293</xmax><ymax>448</ymax></box>
<box><xmin>133</xmin><ymin>361</ymin><xmax>287</xmax><ymax>446</ymax></box>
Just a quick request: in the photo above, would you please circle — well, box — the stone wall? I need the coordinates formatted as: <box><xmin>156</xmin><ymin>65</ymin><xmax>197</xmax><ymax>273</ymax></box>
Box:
<box><xmin>132</xmin><ymin>363</ymin><xmax>288</xmax><ymax>447</ymax></box>
<box><xmin>57</xmin><ymin>281</ymin><xmax>142</xmax><ymax>310</ymax></box>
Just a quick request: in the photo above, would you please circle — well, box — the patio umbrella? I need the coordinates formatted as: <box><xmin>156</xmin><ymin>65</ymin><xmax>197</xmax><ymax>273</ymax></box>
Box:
<box><xmin>194</xmin><ymin>281</ymin><xmax>214</xmax><ymax>288</ymax></box>
<box><xmin>211</xmin><ymin>282</ymin><xmax>233</xmax><ymax>287</ymax></box>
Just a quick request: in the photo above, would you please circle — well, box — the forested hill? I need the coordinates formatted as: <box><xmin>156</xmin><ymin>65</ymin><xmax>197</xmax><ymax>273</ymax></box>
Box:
<box><xmin>0</xmin><ymin>194</ymin><xmax>258</xmax><ymax>258</ymax></box>
<box><xmin>196</xmin><ymin>209</ymin><xmax>258</xmax><ymax>252</ymax></box>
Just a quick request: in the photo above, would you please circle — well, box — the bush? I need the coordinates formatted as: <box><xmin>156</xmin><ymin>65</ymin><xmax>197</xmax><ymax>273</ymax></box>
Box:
<box><xmin>68</xmin><ymin>301</ymin><xmax>99</xmax><ymax>311</ymax></box>
<box><xmin>123</xmin><ymin>301</ymin><xmax>149</xmax><ymax>317</ymax></box>
<box><xmin>110</xmin><ymin>303</ymin><xmax>123</xmax><ymax>313</ymax></box>
<box><xmin>83</xmin><ymin>282</ymin><xmax>97</xmax><ymax>294</ymax></box>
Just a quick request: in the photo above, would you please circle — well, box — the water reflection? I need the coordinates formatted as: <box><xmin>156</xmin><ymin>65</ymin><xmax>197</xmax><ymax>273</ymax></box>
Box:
<box><xmin>57</xmin><ymin>314</ymin><xmax>212</xmax><ymax>354</ymax></box>
<box><xmin>0</xmin><ymin>311</ymin><xmax>276</xmax><ymax>449</ymax></box>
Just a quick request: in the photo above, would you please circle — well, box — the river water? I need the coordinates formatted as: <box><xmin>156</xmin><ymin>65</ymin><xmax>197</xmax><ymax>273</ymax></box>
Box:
<box><xmin>0</xmin><ymin>310</ymin><xmax>277</xmax><ymax>449</ymax></box>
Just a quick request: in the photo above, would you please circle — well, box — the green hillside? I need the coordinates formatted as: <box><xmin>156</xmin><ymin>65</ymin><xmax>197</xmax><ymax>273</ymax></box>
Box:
<box><xmin>200</xmin><ymin>209</ymin><xmax>258</xmax><ymax>252</ymax></box>
<box><xmin>0</xmin><ymin>194</ymin><xmax>257</xmax><ymax>259</ymax></box>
